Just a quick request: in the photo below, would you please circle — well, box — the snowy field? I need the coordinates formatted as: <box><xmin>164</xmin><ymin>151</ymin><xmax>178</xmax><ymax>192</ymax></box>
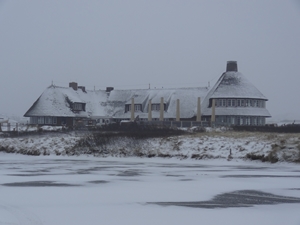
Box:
<box><xmin>1</xmin><ymin>131</ymin><xmax>300</xmax><ymax>162</ymax></box>
<box><xmin>1</xmin><ymin>154</ymin><xmax>300</xmax><ymax>225</ymax></box>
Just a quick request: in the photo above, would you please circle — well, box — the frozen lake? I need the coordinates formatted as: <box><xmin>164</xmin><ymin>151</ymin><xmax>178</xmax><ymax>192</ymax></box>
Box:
<box><xmin>1</xmin><ymin>154</ymin><xmax>300</xmax><ymax>225</ymax></box>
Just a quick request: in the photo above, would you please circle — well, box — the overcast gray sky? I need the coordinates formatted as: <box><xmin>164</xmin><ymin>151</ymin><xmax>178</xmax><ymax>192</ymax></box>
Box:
<box><xmin>1</xmin><ymin>0</ymin><xmax>300</xmax><ymax>120</ymax></box>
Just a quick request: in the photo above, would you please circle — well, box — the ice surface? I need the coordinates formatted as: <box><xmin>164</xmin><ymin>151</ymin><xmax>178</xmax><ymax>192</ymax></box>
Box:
<box><xmin>0</xmin><ymin>155</ymin><xmax>300</xmax><ymax>225</ymax></box>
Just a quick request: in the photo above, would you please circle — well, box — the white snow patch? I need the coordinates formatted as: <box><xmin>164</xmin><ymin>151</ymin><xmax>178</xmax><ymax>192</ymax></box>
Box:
<box><xmin>1</xmin><ymin>131</ymin><xmax>300</xmax><ymax>162</ymax></box>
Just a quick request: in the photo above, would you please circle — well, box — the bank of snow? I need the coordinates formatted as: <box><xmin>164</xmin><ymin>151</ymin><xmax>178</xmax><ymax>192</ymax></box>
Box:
<box><xmin>1</xmin><ymin>131</ymin><xmax>300</xmax><ymax>162</ymax></box>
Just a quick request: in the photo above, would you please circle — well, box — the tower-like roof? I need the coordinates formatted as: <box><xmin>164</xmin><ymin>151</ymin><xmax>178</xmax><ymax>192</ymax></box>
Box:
<box><xmin>202</xmin><ymin>61</ymin><xmax>271</xmax><ymax>117</ymax></box>
<box><xmin>210</xmin><ymin>71</ymin><xmax>267</xmax><ymax>99</ymax></box>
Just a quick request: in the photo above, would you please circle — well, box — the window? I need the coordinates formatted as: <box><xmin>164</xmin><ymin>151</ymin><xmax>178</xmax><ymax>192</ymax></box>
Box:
<box><xmin>253</xmin><ymin>100</ymin><xmax>258</xmax><ymax>107</ymax></box>
<box><xmin>245</xmin><ymin>117</ymin><xmax>251</xmax><ymax>125</ymax></box>
<box><xmin>227</xmin><ymin>116</ymin><xmax>231</xmax><ymax>124</ymax></box>
<box><xmin>53</xmin><ymin>117</ymin><xmax>57</xmax><ymax>124</ymax></box>
<box><xmin>218</xmin><ymin>116</ymin><xmax>223</xmax><ymax>123</ymax></box>
<box><xmin>134</xmin><ymin>104</ymin><xmax>141</xmax><ymax>111</ymax></box>
<box><xmin>30</xmin><ymin>117</ymin><xmax>38</xmax><ymax>124</ymax></box>
<box><xmin>151</xmin><ymin>104</ymin><xmax>160</xmax><ymax>111</ymax></box>
<box><xmin>126</xmin><ymin>104</ymin><xmax>142</xmax><ymax>112</ymax></box>
<box><xmin>231</xmin><ymin>117</ymin><xmax>235</xmax><ymax>125</ymax></box>
<box><xmin>239</xmin><ymin>117</ymin><xmax>243</xmax><ymax>125</ymax></box>
<box><xmin>125</xmin><ymin>105</ymin><xmax>130</xmax><ymax>112</ymax></box>
<box><xmin>245</xmin><ymin>99</ymin><xmax>250</xmax><ymax>107</ymax></box>
<box><xmin>258</xmin><ymin>117</ymin><xmax>262</xmax><ymax>125</ymax></box>
<box><xmin>237</xmin><ymin>99</ymin><xmax>241</xmax><ymax>107</ymax></box>
<box><xmin>227</xmin><ymin>99</ymin><xmax>232</xmax><ymax>107</ymax></box>
<box><xmin>221</xmin><ymin>99</ymin><xmax>226</xmax><ymax>107</ymax></box>
<box><xmin>45</xmin><ymin>117</ymin><xmax>52</xmax><ymax>124</ymax></box>
<box><xmin>151</xmin><ymin>104</ymin><xmax>166</xmax><ymax>111</ymax></box>
<box><xmin>37</xmin><ymin>117</ymin><xmax>44</xmax><ymax>124</ymax></box>
<box><xmin>241</xmin><ymin>99</ymin><xmax>245</xmax><ymax>107</ymax></box>
<box><xmin>232</xmin><ymin>99</ymin><xmax>236</xmax><ymax>107</ymax></box>
<box><xmin>73</xmin><ymin>103</ymin><xmax>83</xmax><ymax>110</ymax></box>
<box><xmin>258</xmin><ymin>100</ymin><xmax>265</xmax><ymax>108</ymax></box>
<box><xmin>252</xmin><ymin>117</ymin><xmax>257</xmax><ymax>126</ymax></box>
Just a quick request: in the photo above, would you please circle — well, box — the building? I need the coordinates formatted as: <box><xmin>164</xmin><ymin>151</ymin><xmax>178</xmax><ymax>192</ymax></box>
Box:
<box><xmin>201</xmin><ymin>61</ymin><xmax>271</xmax><ymax>125</ymax></box>
<box><xmin>24</xmin><ymin>61</ymin><xmax>271</xmax><ymax>127</ymax></box>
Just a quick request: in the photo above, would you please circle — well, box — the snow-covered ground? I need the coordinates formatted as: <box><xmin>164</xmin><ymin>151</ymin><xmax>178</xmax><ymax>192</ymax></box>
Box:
<box><xmin>1</xmin><ymin>131</ymin><xmax>300</xmax><ymax>162</ymax></box>
<box><xmin>0</xmin><ymin>154</ymin><xmax>300</xmax><ymax>225</ymax></box>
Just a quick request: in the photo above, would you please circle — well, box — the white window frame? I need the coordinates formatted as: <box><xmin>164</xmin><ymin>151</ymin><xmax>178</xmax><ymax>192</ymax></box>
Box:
<box><xmin>134</xmin><ymin>104</ymin><xmax>141</xmax><ymax>112</ymax></box>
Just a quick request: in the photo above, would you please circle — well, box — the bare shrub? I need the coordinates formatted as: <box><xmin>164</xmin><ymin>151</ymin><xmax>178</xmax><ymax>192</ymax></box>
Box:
<box><xmin>266</xmin><ymin>150</ymin><xmax>279</xmax><ymax>163</ymax></box>
<box><xmin>246</xmin><ymin>153</ymin><xmax>265</xmax><ymax>161</ymax></box>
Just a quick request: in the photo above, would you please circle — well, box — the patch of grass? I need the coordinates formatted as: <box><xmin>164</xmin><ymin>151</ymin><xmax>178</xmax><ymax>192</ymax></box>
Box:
<box><xmin>246</xmin><ymin>152</ymin><xmax>278</xmax><ymax>163</ymax></box>
<box><xmin>158</xmin><ymin>153</ymin><xmax>172</xmax><ymax>158</ymax></box>
<box><xmin>246</xmin><ymin>153</ymin><xmax>265</xmax><ymax>161</ymax></box>
<box><xmin>191</xmin><ymin>153</ymin><xmax>215</xmax><ymax>159</ymax></box>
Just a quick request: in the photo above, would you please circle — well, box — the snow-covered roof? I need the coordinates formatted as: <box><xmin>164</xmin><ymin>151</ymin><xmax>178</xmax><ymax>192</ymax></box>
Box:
<box><xmin>105</xmin><ymin>87</ymin><xmax>209</xmax><ymax>119</ymax></box>
<box><xmin>24</xmin><ymin>62</ymin><xmax>271</xmax><ymax>120</ymax></box>
<box><xmin>24</xmin><ymin>85</ymin><xmax>108</xmax><ymax>118</ymax></box>
<box><xmin>201</xmin><ymin>69</ymin><xmax>270</xmax><ymax>117</ymax></box>
<box><xmin>210</xmin><ymin>71</ymin><xmax>267</xmax><ymax>99</ymax></box>
<box><xmin>24</xmin><ymin>85</ymin><xmax>209</xmax><ymax>119</ymax></box>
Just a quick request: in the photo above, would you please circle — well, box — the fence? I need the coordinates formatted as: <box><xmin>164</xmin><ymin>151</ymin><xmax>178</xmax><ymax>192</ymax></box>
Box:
<box><xmin>138</xmin><ymin>120</ymin><xmax>211</xmax><ymax>128</ymax></box>
<box><xmin>0</xmin><ymin>123</ymin><xmax>20</xmax><ymax>132</ymax></box>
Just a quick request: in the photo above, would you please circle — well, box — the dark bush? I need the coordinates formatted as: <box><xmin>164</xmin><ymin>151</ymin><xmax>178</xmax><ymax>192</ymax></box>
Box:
<box><xmin>233</xmin><ymin>125</ymin><xmax>300</xmax><ymax>133</ymax></box>
<box><xmin>246</xmin><ymin>153</ymin><xmax>279</xmax><ymax>163</ymax></box>
<box><xmin>246</xmin><ymin>153</ymin><xmax>265</xmax><ymax>161</ymax></box>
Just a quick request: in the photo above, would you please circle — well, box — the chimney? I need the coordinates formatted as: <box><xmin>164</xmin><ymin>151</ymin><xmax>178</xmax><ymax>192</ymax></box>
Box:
<box><xmin>226</xmin><ymin>61</ymin><xmax>238</xmax><ymax>72</ymax></box>
<box><xmin>69</xmin><ymin>82</ymin><xmax>78</xmax><ymax>91</ymax></box>
<box><xmin>106</xmin><ymin>87</ymin><xmax>114</xmax><ymax>92</ymax></box>
<box><xmin>78</xmin><ymin>86</ymin><xmax>86</xmax><ymax>92</ymax></box>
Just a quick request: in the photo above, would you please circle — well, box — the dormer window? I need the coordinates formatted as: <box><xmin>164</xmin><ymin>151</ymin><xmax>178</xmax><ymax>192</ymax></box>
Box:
<box><xmin>73</xmin><ymin>103</ymin><xmax>85</xmax><ymax>111</ymax></box>
<box><xmin>151</xmin><ymin>104</ymin><xmax>166</xmax><ymax>111</ymax></box>
<box><xmin>134</xmin><ymin>104</ymin><xmax>141</xmax><ymax>111</ymax></box>
<box><xmin>125</xmin><ymin>104</ymin><xmax>142</xmax><ymax>112</ymax></box>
